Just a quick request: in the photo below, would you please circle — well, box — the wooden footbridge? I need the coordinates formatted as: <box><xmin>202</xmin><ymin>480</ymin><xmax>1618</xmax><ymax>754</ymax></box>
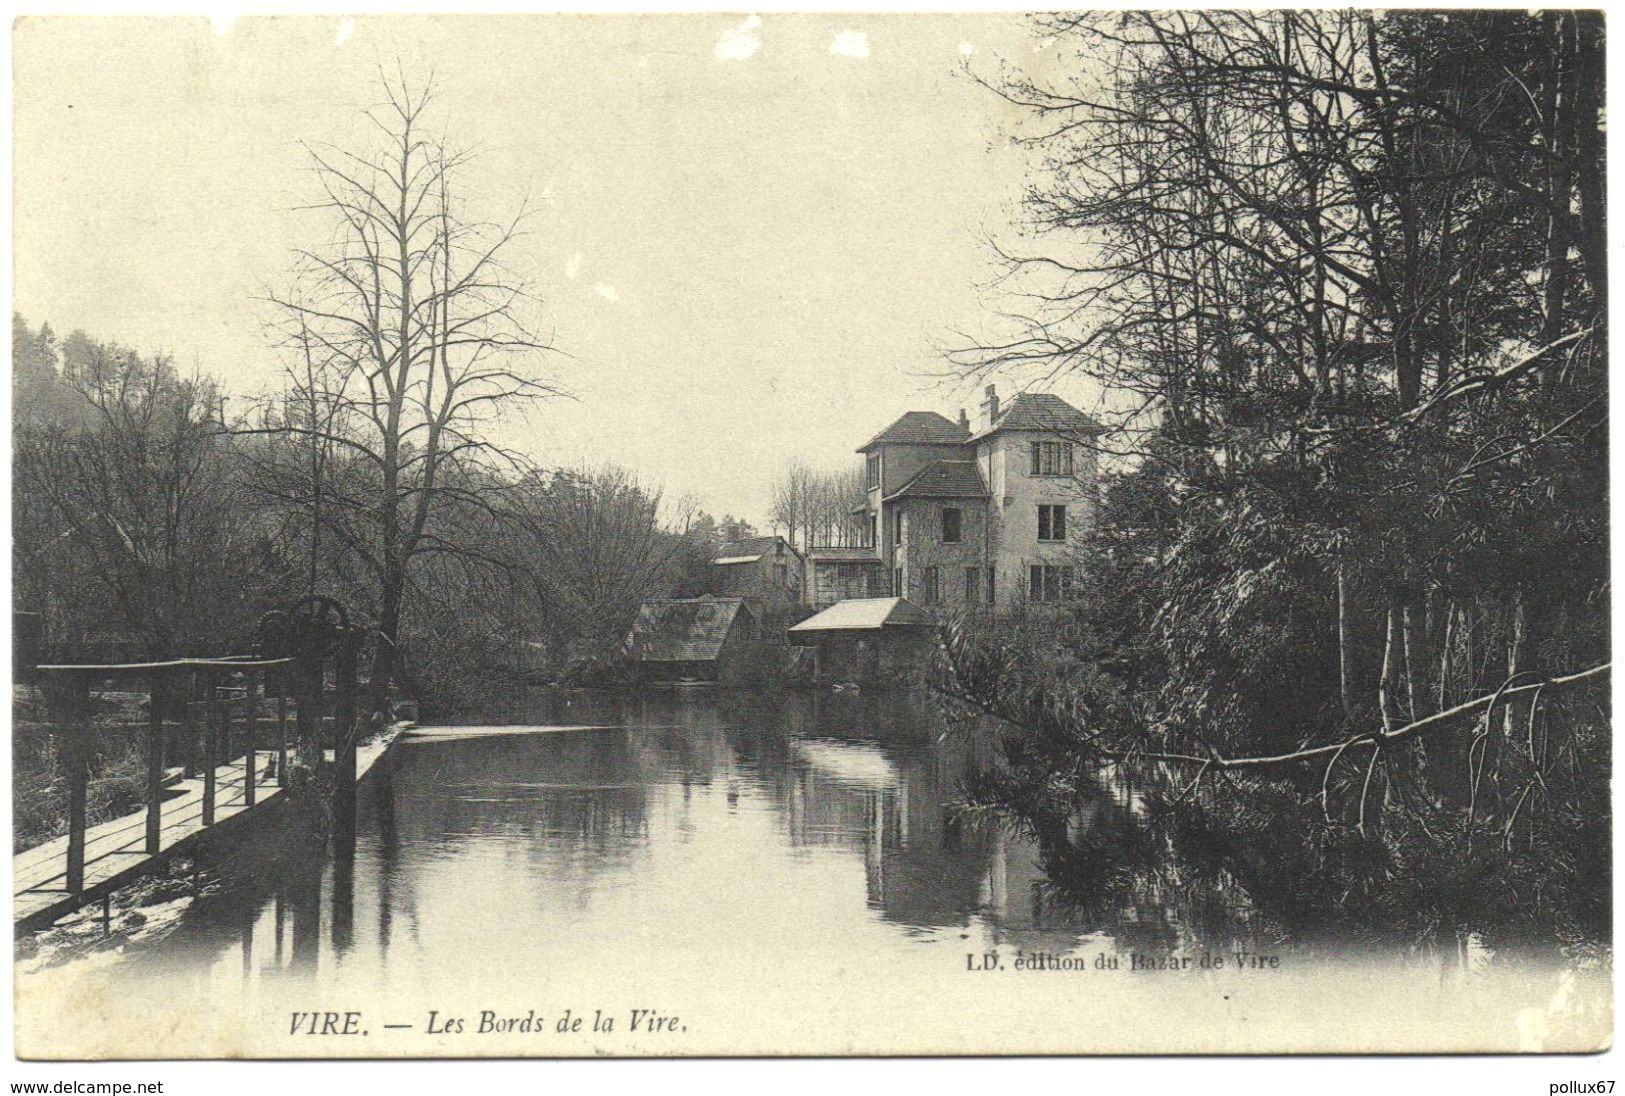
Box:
<box><xmin>13</xmin><ymin>597</ymin><xmax>377</xmax><ymax>935</ymax></box>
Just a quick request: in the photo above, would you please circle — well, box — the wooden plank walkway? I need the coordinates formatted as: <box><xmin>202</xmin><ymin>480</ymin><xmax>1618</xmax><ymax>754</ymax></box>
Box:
<box><xmin>14</xmin><ymin>733</ymin><xmax>401</xmax><ymax>934</ymax></box>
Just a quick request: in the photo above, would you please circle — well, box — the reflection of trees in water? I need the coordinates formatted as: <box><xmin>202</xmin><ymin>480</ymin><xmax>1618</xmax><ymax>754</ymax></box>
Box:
<box><xmin>712</xmin><ymin>689</ymin><xmax>1028</xmax><ymax>933</ymax></box>
<box><xmin>373</xmin><ymin>760</ymin><xmax>399</xmax><ymax>954</ymax></box>
<box><xmin>285</xmin><ymin>844</ymin><xmax>324</xmax><ymax>974</ymax></box>
<box><xmin>72</xmin><ymin>805</ymin><xmax>343</xmax><ymax>991</ymax></box>
<box><xmin>960</xmin><ymin>754</ymin><xmax>1288</xmax><ymax>954</ymax></box>
<box><xmin>426</xmin><ymin>687</ymin><xmax>1101</xmax><ymax>948</ymax></box>
<box><xmin>94</xmin><ymin>688</ymin><xmax>1289</xmax><ymax>987</ymax></box>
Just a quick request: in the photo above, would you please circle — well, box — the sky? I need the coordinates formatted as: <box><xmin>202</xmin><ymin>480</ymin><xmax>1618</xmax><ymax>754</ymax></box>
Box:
<box><xmin>13</xmin><ymin>13</ymin><xmax>1092</xmax><ymax>526</ymax></box>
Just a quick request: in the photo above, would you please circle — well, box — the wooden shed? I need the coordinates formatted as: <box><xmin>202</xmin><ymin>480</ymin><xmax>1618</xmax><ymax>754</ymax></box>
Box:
<box><xmin>786</xmin><ymin>597</ymin><xmax>939</xmax><ymax>687</ymax></box>
<box><xmin>624</xmin><ymin>596</ymin><xmax>756</xmax><ymax>684</ymax></box>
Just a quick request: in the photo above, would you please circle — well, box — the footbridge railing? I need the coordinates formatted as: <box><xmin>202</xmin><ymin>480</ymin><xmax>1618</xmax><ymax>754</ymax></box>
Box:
<box><xmin>25</xmin><ymin>596</ymin><xmax>367</xmax><ymax>907</ymax></box>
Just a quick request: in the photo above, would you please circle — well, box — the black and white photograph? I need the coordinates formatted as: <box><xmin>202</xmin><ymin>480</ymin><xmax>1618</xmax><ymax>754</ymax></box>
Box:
<box><xmin>7</xmin><ymin>7</ymin><xmax>1612</xmax><ymax>1065</ymax></box>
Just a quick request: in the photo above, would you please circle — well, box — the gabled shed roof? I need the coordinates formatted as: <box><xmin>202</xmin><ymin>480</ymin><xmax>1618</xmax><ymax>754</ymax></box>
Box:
<box><xmin>626</xmin><ymin>597</ymin><xmax>751</xmax><ymax>662</ymax></box>
<box><xmin>713</xmin><ymin>535</ymin><xmax>803</xmax><ymax>565</ymax></box>
<box><xmin>788</xmin><ymin>597</ymin><xmax>938</xmax><ymax>633</ymax></box>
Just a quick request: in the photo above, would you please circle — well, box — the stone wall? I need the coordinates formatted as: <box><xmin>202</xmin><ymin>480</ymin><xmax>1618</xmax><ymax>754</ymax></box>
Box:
<box><xmin>894</xmin><ymin>498</ymin><xmax>991</xmax><ymax>612</ymax></box>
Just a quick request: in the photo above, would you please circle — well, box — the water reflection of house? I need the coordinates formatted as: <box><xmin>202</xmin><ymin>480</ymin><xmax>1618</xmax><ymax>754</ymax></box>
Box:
<box><xmin>623</xmin><ymin>596</ymin><xmax>756</xmax><ymax>684</ymax></box>
<box><xmin>787</xmin><ymin>597</ymin><xmax>938</xmax><ymax>687</ymax></box>
<box><xmin>784</xmin><ymin>739</ymin><xmax>906</xmax><ymax>850</ymax></box>
<box><xmin>774</xmin><ymin>731</ymin><xmax>1000</xmax><ymax>928</ymax></box>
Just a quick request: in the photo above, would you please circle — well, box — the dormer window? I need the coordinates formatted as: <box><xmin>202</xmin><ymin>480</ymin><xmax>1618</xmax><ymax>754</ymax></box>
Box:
<box><xmin>1030</xmin><ymin>441</ymin><xmax>1074</xmax><ymax>476</ymax></box>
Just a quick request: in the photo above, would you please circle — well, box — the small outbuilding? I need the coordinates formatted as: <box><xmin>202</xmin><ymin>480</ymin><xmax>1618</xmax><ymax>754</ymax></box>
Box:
<box><xmin>624</xmin><ymin>596</ymin><xmax>756</xmax><ymax>684</ymax></box>
<box><xmin>787</xmin><ymin>597</ymin><xmax>939</xmax><ymax>687</ymax></box>
<box><xmin>711</xmin><ymin>535</ymin><xmax>804</xmax><ymax>608</ymax></box>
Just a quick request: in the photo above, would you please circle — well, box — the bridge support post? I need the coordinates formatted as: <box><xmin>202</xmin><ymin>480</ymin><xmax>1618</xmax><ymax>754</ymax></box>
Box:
<box><xmin>181</xmin><ymin>671</ymin><xmax>198</xmax><ymax>779</ymax></box>
<box><xmin>219</xmin><ymin>679</ymin><xmax>233</xmax><ymax>773</ymax></box>
<box><xmin>146</xmin><ymin>674</ymin><xmax>164</xmax><ymax>854</ymax></box>
<box><xmin>275</xmin><ymin>671</ymin><xmax>288</xmax><ymax>788</ymax></box>
<box><xmin>243</xmin><ymin>670</ymin><xmax>259</xmax><ymax>808</ymax></box>
<box><xmin>59</xmin><ymin>677</ymin><xmax>91</xmax><ymax>895</ymax></box>
<box><xmin>203</xmin><ymin>675</ymin><xmax>219</xmax><ymax>826</ymax></box>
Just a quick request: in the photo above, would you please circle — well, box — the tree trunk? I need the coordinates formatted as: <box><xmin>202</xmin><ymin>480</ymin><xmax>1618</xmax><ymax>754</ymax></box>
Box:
<box><xmin>1378</xmin><ymin>602</ymin><xmax>1398</xmax><ymax>733</ymax></box>
<box><xmin>1503</xmin><ymin>590</ymin><xmax>1529</xmax><ymax>740</ymax></box>
<box><xmin>372</xmin><ymin>562</ymin><xmax>402</xmax><ymax>714</ymax></box>
<box><xmin>1337</xmin><ymin>564</ymin><xmax>1358</xmax><ymax>720</ymax></box>
<box><xmin>1400</xmin><ymin>601</ymin><xmax>1420</xmax><ymax>723</ymax></box>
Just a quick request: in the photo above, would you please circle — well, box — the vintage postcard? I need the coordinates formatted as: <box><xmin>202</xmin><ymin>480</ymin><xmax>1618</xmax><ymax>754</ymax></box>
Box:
<box><xmin>10</xmin><ymin>11</ymin><xmax>1611</xmax><ymax>1060</ymax></box>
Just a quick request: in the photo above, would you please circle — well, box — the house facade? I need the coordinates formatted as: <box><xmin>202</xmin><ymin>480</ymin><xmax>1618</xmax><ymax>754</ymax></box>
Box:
<box><xmin>804</xmin><ymin>384</ymin><xmax>1100</xmax><ymax>612</ymax></box>
<box><xmin>712</xmin><ymin>535</ymin><xmax>804</xmax><ymax>608</ymax></box>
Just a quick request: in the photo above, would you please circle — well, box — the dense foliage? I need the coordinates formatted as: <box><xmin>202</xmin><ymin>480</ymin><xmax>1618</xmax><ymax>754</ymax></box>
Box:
<box><xmin>945</xmin><ymin>11</ymin><xmax>1608</xmax><ymax>943</ymax></box>
<box><xmin>12</xmin><ymin>316</ymin><xmax>755</xmax><ymax>711</ymax></box>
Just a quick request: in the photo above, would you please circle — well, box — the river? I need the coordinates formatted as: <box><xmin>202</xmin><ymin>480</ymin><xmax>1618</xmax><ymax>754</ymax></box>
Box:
<box><xmin>14</xmin><ymin>688</ymin><xmax>1610</xmax><ymax>1056</ymax></box>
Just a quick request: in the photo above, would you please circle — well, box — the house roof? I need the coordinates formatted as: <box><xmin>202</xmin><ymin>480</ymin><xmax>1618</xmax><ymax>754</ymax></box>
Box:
<box><xmin>713</xmin><ymin>535</ymin><xmax>802</xmax><ymax>564</ymax></box>
<box><xmin>969</xmin><ymin>392</ymin><xmax>1104</xmax><ymax>442</ymax></box>
<box><xmin>856</xmin><ymin>411</ymin><xmax>969</xmax><ymax>453</ymax></box>
<box><xmin>788</xmin><ymin>597</ymin><xmax>938</xmax><ymax>633</ymax></box>
<box><xmin>626</xmin><ymin>597</ymin><xmax>751</xmax><ymax>662</ymax></box>
<box><xmin>883</xmin><ymin>459</ymin><xmax>988</xmax><ymax>502</ymax></box>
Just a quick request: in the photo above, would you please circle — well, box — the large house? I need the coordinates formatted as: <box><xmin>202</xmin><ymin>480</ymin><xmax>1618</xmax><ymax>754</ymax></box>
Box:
<box><xmin>804</xmin><ymin>384</ymin><xmax>1101</xmax><ymax>611</ymax></box>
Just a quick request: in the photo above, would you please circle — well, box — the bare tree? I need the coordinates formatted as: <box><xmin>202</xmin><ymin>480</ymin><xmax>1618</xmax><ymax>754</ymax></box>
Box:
<box><xmin>769</xmin><ymin>458</ymin><xmax>866</xmax><ymax>549</ymax></box>
<box><xmin>248</xmin><ymin>69</ymin><xmax>558</xmax><ymax>701</ymax></box>
<box><xmin>948</xmin><ymin>10</ymin><xmax>1607</xmax><ymax>850</ymax></box>
<box><xmin>512</xmin><ymin>464</ymin><xmax>695</xmax><ymax>658</ymax></box>
<box><xmin>768</xmin><ymin>459</ymin><xmax>813</xmax><ymax>549</ymax></box>
<box><xmin>14</xmin><ymin>334</ymin><xmax>266</xmax><ymax>655</ymax></box>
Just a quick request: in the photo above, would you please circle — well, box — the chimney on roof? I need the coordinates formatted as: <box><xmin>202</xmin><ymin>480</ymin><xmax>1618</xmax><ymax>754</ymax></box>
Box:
<box><xmin>981</xmin><ymin>384</ymin><xmax>1000</xmax><ymax>428</ymax></box>
<box><xmin>957</xmin><ymin>407</ymin><xmax>969</xmax><ymax>431</ymax></box>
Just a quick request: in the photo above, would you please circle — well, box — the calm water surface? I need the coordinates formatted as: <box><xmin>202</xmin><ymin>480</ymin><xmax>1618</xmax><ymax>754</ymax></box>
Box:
<box><xmin>16</xmin><ymin>689</ymin><xmax>1610</xmax><ymax>1056</ymax></box>
<box><xmin>117</xmin><ymin>689</ymin><xmax>1081</xmax><ymax>976</ymax></box>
